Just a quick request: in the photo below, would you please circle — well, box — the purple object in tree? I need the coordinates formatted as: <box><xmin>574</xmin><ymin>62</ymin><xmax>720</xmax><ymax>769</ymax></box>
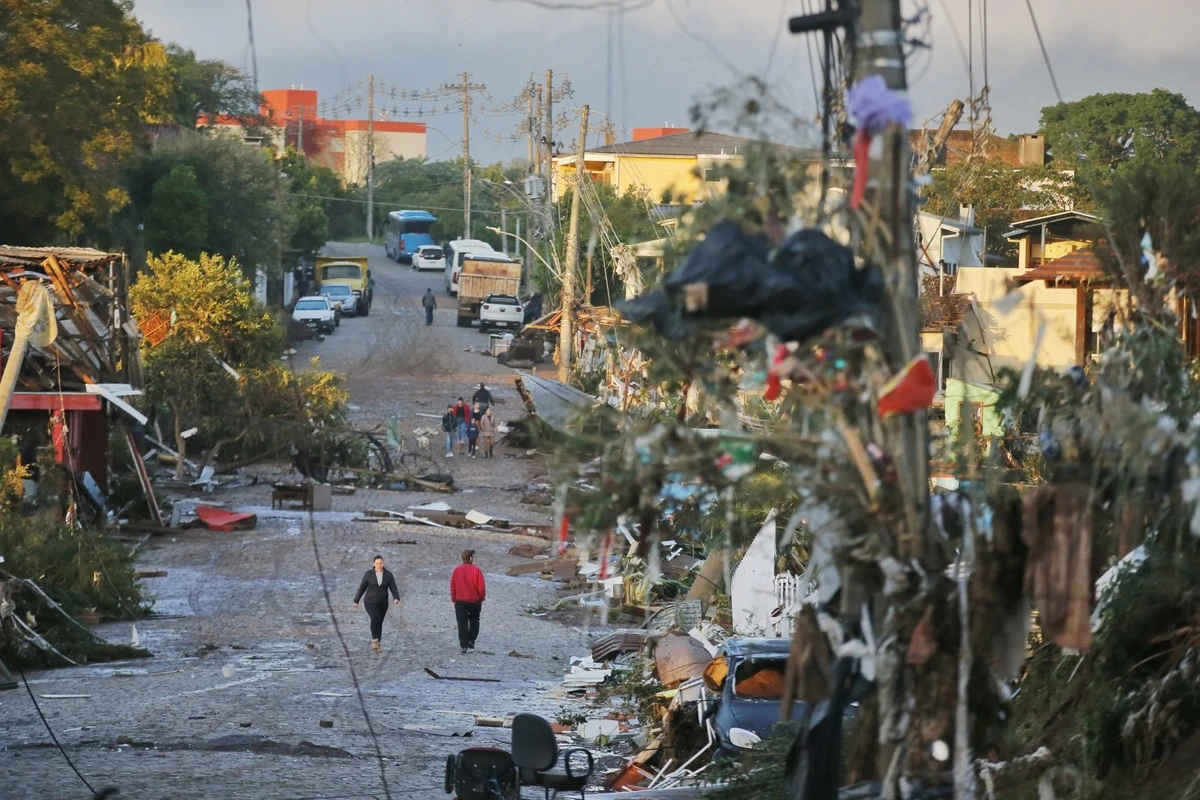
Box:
<box><xmin>847</xmin><ymin>75</ymin><xmax>913</xmax><ymax>136</ymax></box>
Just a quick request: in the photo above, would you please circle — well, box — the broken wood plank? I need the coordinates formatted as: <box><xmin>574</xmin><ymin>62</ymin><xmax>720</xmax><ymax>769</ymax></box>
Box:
<box><xmin>133</xmin><ymin>570</ymin><xmax>168</xmax><ymax>579</ymax></box>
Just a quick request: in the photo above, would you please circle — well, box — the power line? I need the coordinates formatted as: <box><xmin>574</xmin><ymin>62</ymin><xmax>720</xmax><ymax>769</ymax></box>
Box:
<box><xmin>1</xmin><ymin>627</ymin><xmax>113</xmax><ymax>798</ymax></box>
<box><xmin>1024</xmin><ymin>0</ymin><xmax>1061</xmax><ymax>102</ymax></box>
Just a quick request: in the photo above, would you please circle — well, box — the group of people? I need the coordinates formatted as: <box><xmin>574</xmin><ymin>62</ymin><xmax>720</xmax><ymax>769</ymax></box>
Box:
<box><xmin>441</xmin><ymin>383</ymin><xmax>497</xmax><ymax>458</ymax></box>
<box><xmin>353</xmin><ymin>549</ymin><xmax>486</xmax><ymax>655</ymax></box>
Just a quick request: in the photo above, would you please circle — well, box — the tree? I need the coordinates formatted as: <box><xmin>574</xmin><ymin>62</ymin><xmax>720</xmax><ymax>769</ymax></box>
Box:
<box><xmin>0</xmin><ymin>0</ymin><xmax>172</xmax><ymax>240</ymax></box>
<box><xmin>131</xmin><ymin>251</ymin><xmax>280</xmax><ymax>368</ymax></box>
<box><xmin>923</xmin><ymin>156</ymin><xmax>1089</xmax><ymax>261</ymax></box>
<box><xmin>145</xmin><ymin>165</ymin><xmax>208</xmax><ymax>259</ymax></box>
<box><xmin>276</xmin><ymin>148</ymin><xmax>345</xmax><ymax>258</ymax></box>
<box><xmin>1041</xmin><ymin>90</ymin><xmax>1200</xmax><ymax>185</ymax></box>
<box><xmin>165</xmin><ymin>44</ymin><xmax>263</xmax><ymax>129</ymax></box>
<box><xmin>128</xmin><ymin>133</ymin><xmax>288</xmax><ymax>273</ymax></box>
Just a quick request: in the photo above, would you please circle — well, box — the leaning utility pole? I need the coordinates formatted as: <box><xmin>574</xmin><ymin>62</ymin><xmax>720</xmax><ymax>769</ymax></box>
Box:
<box><xmin>366</xmin><ymin>74</ymin><xmax>375</xmax><ymax>240</ymax></box>
<box><xmin>559</xmin><ymin>104</ymin><xmax>589</xmax><ymax>383</ymax></box>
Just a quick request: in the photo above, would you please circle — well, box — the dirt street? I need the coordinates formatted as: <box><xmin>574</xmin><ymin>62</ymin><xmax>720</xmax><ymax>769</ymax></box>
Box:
<box><xmin>0</xmin><ymin>244</ymin><xmax>586</xmax><ymax>799</ymax></box>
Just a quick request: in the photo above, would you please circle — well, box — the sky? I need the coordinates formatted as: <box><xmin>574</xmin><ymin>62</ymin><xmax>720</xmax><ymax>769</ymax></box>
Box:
<box><xmin>130</xmin><ymin>0</ymin><xmax>1200</xmax><ymax>164</ymax></box>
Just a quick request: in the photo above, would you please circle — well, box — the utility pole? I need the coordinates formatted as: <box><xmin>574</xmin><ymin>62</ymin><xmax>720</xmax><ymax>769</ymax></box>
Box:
<box><xmin>856</xmin><ymin>0</ymin><xmax>945</xmax><ymax>795</ymax></box>
<box><xmin>527</xmin><ymin>83</ymin><xmax>536</xmax><ymax>172</ymax></box>
<box><xmin>462</xmin><ymin>72</ymin><xmax>472</xmax><ymax>238</ymax></box>
<box><xmin>500</xmin><ymin>207</ymin><xmax>508</xmax><ymax>257</ymax></box>
<box><xmin>534</xmin><ymin>84</ymin><xmax>544</xmax><ymax>175</ymax></box>
<box><xmin>559</xmin><ymin>104</ymin><xmax>589</xmax><ymax>383</ymax></box>
<box><xmin>366</xmin><ymin>74</ymin><xmax>375</xmax><ymax>240</ymax></box>
<box><xmin>450</xmin><ymin>72</ymin><xmax>487</xmax><ymax>239</ymax></box>
<box><xmin>544</xmin><ymin>70</ymin><xmax>554</xmax><ymax>177</ymax></box>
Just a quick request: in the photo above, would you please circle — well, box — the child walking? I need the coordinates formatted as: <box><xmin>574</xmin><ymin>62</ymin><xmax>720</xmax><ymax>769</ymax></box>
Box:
<box><xmin>466</xmin><ymin>416</ymin><xmax>480</xmax><ymax>457</ymax></box>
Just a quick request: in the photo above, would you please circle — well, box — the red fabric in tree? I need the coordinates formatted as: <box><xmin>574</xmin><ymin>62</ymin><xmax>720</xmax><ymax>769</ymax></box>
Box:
<box><xmin>877</xmin><ymin>356</ymin><xmax>936</xmax><ymax>418</ymax></box>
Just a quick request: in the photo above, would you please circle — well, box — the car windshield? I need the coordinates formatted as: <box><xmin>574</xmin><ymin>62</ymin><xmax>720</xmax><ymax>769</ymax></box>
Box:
<box><xmin>296</xmin><ymin>299</ymin><xmax>327</xmax><ymax>310</ymax></box>
<box><xmin>488</xmin><ymin>295</ymin><xmax>519</xmax><ymax>305</ymax></box>
<box><xmin>319</xmin><ymin>264</ymin><xmax>361</xmax><ymax>279</ymax></box>
<box><xmin>419</xmin><ymin>248</ymin><xmax>443</xmax><ymax>259</ymax></box>
<box><xmin>322</xmin><ymin>286</ymin><xmax>351</xmax><ymax>297</ymax></box>
<box><xmin>732</xmin><ymin>657</ymin><xmax>787</xmax><ymax>699</ymax></box>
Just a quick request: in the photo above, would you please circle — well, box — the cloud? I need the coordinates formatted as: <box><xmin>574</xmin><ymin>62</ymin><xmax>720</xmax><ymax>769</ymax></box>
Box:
<box><xmin>130</xmin><ymin>0</ymin><xmax>1200</xmax><ymax>161</ymax></box>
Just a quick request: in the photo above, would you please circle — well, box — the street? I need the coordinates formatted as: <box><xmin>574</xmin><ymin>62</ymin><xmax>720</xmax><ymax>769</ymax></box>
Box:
<box><xmin>0</xmin><ymin>244</ymin><xmax>585</xmax><ymax>800</ymax></box>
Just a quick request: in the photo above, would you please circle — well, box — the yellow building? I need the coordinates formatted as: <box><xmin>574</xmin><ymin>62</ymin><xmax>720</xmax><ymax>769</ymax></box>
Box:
<box><xmin>922</xmin><ymin>211</ymin><xmax>1114</xmax><ymax>436</ymax></box>
<box><xmin>551</xmin><ymin>128</ymin><xmax>814</xmax><ymax>205</ymax></box>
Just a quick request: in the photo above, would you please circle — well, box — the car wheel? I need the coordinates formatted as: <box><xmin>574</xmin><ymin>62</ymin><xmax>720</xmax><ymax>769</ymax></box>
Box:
<box><xmin>479</xmin><ymin>322</ymin><xmax>488</xmax><ymax>333</ymax></box>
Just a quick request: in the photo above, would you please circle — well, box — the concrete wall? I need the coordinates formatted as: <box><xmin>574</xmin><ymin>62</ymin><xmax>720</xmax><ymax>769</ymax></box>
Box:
<box><xmin>954</xmin><ymin>266</ymin><xmax>1079</xmax><ymax>375</ymax></box>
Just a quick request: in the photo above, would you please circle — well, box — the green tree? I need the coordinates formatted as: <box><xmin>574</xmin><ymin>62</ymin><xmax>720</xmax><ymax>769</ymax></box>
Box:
<box><xmin>0</xmin><ymin>0</ymin><xmax>172</xmax><ymax>240</ymax></box>
<box><xmin>1100</xmin><ymin>154</ymin><xmax>1200</xmax><ymax>302</ymax></box>
<box><xmin>276</xmin><ymin>148</ymin><xmax>347</xmax><ymax>257</ymax></box>
<box><xmin>128</xmin><ymin>133</ymin><xmax>287</xmax><ymax>273</ymax></box>
<box><xmin>145</xmin><ymin>165</ymin><xmax>208</xmax><ymax>258</ymax></box>
<box><xmin>165</xmin><ymin>44</ymin><xmax>262</xmax><ymax>128</ymax></box>
<box><xmin>1041</xmin><ymin>90</ymin><xmax>1200</xmax><ymax>187</ymax></box>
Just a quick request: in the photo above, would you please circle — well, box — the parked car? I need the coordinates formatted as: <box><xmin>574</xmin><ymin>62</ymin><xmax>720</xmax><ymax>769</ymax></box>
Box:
<box><xmin>292</xmin><ymin>296</ymin><xmax>336</xmax><ymax>334</ymax></box>
<box><xmin>320</xmin><ymin>284</ymin><xmax>356</xmax><ymax>319</ymax></box>
<box><xmin>479</xmin><ymin>294</ymin><xmax>523</xmax><ymax>332</ymax></box>
<box><xmin>412</xmin><ymin>245</ymin><xmax>444</xmax><ymax>272</ymax></box>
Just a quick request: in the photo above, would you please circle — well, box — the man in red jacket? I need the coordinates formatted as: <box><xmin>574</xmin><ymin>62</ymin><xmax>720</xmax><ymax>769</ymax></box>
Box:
<box><xmin>450</xmin><ymin>548</ymin><xmax>486</xmax><ymax>654</ymax></box>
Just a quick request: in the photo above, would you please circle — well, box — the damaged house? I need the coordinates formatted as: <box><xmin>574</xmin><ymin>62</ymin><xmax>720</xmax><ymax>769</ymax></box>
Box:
<box><xmin>0</xmin><ymin>246</ymin><xmax>145</xmax><ymax>498</ymax></box>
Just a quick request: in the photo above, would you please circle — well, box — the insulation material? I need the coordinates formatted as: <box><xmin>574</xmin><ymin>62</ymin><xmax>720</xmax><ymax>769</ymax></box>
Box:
<box><xmin>731</xmin><ymin>512</ymin><xmax>777</xmax><ymax>636</ymax></box>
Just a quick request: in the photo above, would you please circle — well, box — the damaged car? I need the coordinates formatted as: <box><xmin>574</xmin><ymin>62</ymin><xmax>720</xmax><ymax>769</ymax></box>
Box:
<box><xmin>702</xmin><ymin>637</ymin><xmax>802</xmax><ymax>757</ymax></box>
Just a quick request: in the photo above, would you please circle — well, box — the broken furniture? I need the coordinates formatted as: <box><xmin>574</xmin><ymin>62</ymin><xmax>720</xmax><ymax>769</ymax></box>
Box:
<box><xmin>513</xmin><ymin>712</ymin><xmax>595</xmax><ymax>799</ymax></box>
<box><xmin>444</xmin><ymin>746</ymin><xmax>518</xmax><ymax>800</ymax></box>
<box><xmin>445</xmin><ymin>713</ymin><xmax>596</xmax><ymax>800</ymax></box>
<box><xmin>270</xmin><ymin>482</ymin><xmax>331</xmax><ymax>510</ymax></box>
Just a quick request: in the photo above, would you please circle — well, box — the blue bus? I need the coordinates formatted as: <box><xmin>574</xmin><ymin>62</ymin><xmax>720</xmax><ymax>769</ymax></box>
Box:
<box><xmin>384</xmin><ymin>210</ymin><xmax>438</xmax><ymax>263</ymax></box>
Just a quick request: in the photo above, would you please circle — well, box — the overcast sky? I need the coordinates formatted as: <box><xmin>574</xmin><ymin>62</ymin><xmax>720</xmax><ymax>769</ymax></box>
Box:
<box><xmin>131</xmin><ymin>0</ymin><xmax>1200</xmax><ymax>163</ymax></box>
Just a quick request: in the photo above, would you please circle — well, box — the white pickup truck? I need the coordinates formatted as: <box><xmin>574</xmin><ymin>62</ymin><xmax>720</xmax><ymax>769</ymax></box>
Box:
<box><xmin>478</xmin><ymin>294</ymin><xmax>523</xmax><ymax>332</ymax></box>
<box><xmin>292</xmin><ymin>296</ymin><xmax>337</xmax><ymax>334</ymax></box>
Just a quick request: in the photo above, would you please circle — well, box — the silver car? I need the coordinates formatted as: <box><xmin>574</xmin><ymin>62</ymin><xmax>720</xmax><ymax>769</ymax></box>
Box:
<box><xmin>320</xmin><ymin>284</ymin><xmax>357</xmax><ymax>317</ymax></box>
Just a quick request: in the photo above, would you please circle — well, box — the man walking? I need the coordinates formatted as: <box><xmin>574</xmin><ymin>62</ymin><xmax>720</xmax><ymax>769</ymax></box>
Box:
<box><xmin>441</xmin><ymin>403</ymin><xmax>456</xmax><ymax>458</ymax></box>
<box><xmin>450</xmin><ymin>549</ymin><xmax>486</xmax><ymax>654</ymax></box>
<box><xmin>353</xmin><ymin>555</ymin><xmax>401</xmax><ymax>652</ymax></box>
<box><xmin>472</xmin><ymin>383</ymin><xmax>493</xmax><ymax>411</ymax></box>
<box><xmin>422</xmin><ymin>288</ymin><xmax>437</xmax><ymax>326</ymax></box>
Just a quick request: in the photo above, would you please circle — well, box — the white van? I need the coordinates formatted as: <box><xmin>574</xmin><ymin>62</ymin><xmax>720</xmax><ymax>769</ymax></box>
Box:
<box><xmin>444</xmin><ymin>239</ymin><xmax>496</xmax><ymax>296</ymax></box>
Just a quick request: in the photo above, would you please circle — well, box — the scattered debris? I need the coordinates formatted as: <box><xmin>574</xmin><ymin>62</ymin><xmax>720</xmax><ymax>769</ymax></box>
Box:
<box><xmin>384</xmin><ymin>539</ymin><xmax>418</xmax><ymax>545</ymax></box>
<box><xmin>401</xmin><ymin>725</ymin><xmax>473</xmax><ymax>737</ymax></box>
<box><xmin>508</xmin><ymin>650</ymin><xmax>535</xmax><ymax>659</ymax></box>
<box><xmin>133</xmin><ymin>570</ymin><xmax>168</xmax><ymax>579</ymax></box>
<box><xmin>194</xmin><ymin>506</ymin><xmax>257</xmax><ymax>532</ymax></box>
<box><xmin>319</xmin><ymin>720</ymin><xmax>334</xmax><ymax>728</ymax></box>
<box><xmin>424</xmin><ymin>668</ymin><xmax>501</xmax><ymax>683</ymax></box>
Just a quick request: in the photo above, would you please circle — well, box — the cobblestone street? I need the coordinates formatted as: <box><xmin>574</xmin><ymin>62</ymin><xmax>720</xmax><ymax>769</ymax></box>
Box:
<box><xmin>0</xmin><ymin>244</ymin><xmax>585</xmax><ymax>800</ymax></box>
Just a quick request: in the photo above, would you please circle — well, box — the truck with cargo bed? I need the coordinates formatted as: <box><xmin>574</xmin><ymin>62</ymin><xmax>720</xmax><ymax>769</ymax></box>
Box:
<box><xmin>455</xmin><ymin>255</ymin><xmax>521</xmax><ymax>328</ymax></box>
<box><xmin>314</xmin><ymin>256</ymin><xmax>373</xmax><ymax>316</ymax></box>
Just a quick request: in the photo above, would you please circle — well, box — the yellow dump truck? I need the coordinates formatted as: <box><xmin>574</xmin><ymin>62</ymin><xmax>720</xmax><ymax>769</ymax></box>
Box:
<box><xmin>456</xmin><ymin>254</ymin><xmax>522</xmax><ymax>328</ymax></box>
<box><xmin>314</xmin><ymin>256</ymin><xmax>373</xmax><ymax>316</ymax></box>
